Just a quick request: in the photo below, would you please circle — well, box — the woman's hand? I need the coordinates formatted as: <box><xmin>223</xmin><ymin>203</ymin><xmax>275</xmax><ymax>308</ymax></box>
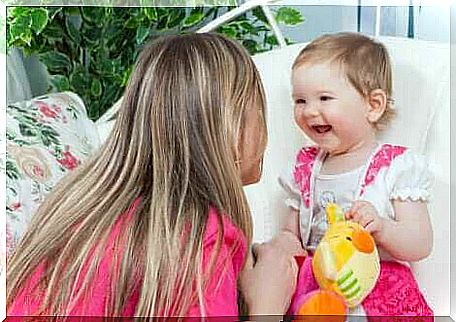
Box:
<box><xmin>239</xmin><ymin>232</ymin><xmax>305</xmax><ymax>316</ymax></box>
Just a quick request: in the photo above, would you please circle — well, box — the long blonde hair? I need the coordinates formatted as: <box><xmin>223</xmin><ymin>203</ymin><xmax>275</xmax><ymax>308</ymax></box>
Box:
<box><xmin>7</xmin><ymin>33</ymin><xmax>267</xmax><ymax>317</ymax></box>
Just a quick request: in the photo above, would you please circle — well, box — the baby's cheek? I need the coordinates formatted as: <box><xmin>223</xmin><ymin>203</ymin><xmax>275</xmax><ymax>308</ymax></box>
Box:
<box><xmin>294</xmin><ymin>110</ymin><xmax>309</xmax><ymax>132</ymax></box>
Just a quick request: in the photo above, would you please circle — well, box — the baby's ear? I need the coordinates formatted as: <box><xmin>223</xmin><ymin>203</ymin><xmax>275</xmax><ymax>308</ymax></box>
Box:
<box><xmin>366</xmin><ymin>89</ymin><xmax>387</xmax><ymax>123</ymax></box>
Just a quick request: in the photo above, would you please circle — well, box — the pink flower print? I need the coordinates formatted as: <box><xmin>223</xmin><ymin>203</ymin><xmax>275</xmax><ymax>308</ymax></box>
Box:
<box><xmin>32</xmin><ymin>165</ymin><xmax>45</xmax><ymax>178</ymax></box>
<box><xmin>10</xmin><ymin>202</ymin><xmax>21</xmax><ymax>211</ymax></box>
<box><xmin>57</xmin><ymin>151</ymin><xmax>80</xmax><ymax>170</ymax></box>
<box><xmin>8</xmin><ymin>145</ymin><xmax>52</xmax><ymax>183</ymax></box>
<box><xmin>37</xmin><ymin>101</ymin><xmax>58</xmax><ymax>119</ymax></box>
<box><xmin>360</xmin><ymin>144</ymin><xmax>407</xmax><ymax>195</ymax></box>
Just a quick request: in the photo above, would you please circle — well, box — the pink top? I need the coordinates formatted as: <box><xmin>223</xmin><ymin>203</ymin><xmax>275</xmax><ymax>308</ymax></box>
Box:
<box><xmin>8</xmin><ymin>199</ymin><xmax>247</xmax><ymax>317</ymax></box>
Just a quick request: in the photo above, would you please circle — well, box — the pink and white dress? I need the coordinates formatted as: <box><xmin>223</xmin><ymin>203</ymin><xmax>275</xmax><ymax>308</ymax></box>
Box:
<box><xmin>279</xmin><ymin>143</ymin><xmax>434</xmax><ymax>318</ymax></box>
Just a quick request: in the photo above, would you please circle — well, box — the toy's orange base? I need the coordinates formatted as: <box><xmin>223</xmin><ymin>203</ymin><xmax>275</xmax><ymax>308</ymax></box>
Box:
<box><xmin>294</xmin><ymin>290</ymin><xmax>347</xmax><ymax>322</ymax></box>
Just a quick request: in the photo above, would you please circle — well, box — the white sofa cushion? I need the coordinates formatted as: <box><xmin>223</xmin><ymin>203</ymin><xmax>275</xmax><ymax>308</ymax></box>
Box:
<box><xmin>6</xmin><ymin>92</ymin><xmax>100</xmax><ymax>256</ymax></box>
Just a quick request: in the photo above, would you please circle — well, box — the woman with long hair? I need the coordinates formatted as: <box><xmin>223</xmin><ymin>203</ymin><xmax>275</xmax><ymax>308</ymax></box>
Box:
<box><xmin>7</xmin><ymin>33</ymin><xmax>303</xmax><ymax>318</ymax></box>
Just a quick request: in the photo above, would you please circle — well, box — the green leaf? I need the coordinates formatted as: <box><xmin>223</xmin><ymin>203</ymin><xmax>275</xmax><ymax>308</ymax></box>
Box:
<box><xmin>6</xmin><ymin>21</ymin><xmax>11</xmax><ymax>50</ymax></box>
<box><xmin>30</xmin><ymin>8</ymin><xmax>49</xmax><ymax>35</ymax></box>
<box><xmin>102</xmin><ymin>83</ymin><xmax>119</xmax><ymax>109</ymax></box>
<box><xmin>143</xmin><ymin>8</ymin><xmax>158</xmax><ymax>22</ymax></box>
<box><xmin>39</xmin><ymin>52</ymin><xmax>71</xmax><ymax>73</ymax></box>
<box><xmin>88</xmin><ymin>101</ymin><xmax>101</xmax><ymax>120</ymax></box>
<box><xmin>9</xmin><ymin>14</ymin><xmax>32</xmax><ymax>45</ymax></box>
<box><xmin>122</xmin><ymin>65</ymin><xmax>133</xmax><ymax>86</ymax></box>
<box><xmin>112</xmin><ymin>57</ymin><xmax>123</xmax><ymax>74</ymax></box>
<box><xmin>41</xmin><ymin>126</ymin><xmax>60</xmax><ymax>145</ymax></box>
<box><xmin>183</xmin><ymin>11</ymin><xmax>205</xmax><ymax>28</ymax></box>
<box><xmin>6</xmin><ymin>160</ymin><xmax>22</xmax><ymax>181</ymax></box>
<box><xmin>90</xmin><ymin>79</ymin><xmax>102</xmax><ymax>97</ymax></box>
<box><xmin>166</xmin><ymin>8</ymin><xmax>186</xmax><ymax>29</ymax></box>
<box><xmin>252</xmin><ymin>7</ymin><xmax>268</xmax><ymax>24</ymax></box>
<box><xmin>48</xmin><ymin>7</ymin><xmax>63</xmax><ymax>21</ymax></box>
<box><xmin>19</xmin><ymin>123</ymin><xmax>38</xmax><ymax>137</ymax></box>
<box><xmin>69</xmin><ymin>66</ymin><xmax>90</xmax><ymax>94</ymax></box>
<box><xmin>285</xmin><ymin>37</ymin><xmax>296</xmax><ymax>45</ymax></box>
<box><xmin>124</xmin><ymin>16</ymin><xmax>140</xmax><ymax>29</ymax></box>
<box><xmin>136</xmin><ymin>24</ymin><xmax>150</xmax><ymax>44</ymax></box>
<box><xmin>49</xmin><ymin>75</ymin><xmax>70</xmax><ymax>91</ymax></box>
<box><xmin>242</xmin><ymin>39</ymin><xmax>258</xmax><ymax>55</ymax></box>
<box><xmin>240</xmin><ymin>21</ymin><xmax>255</xmax><ymax>34</ymax></box>
<box><xmin>275</xmin><ymin>8</ymin><xmax>304</xmax><ymax>26</ymax></box>
<box><xmin>81</xmin><ymin>26</ymin><xmax>102</xmax><ymax>46</ymax></box>
<box><xmin>65</xmin><ymin>16</ymin><xmax>81</xmax><ymax>44</ymax></box>
<box><xmin>81</xmin><ymin>7</ymin><xmax>106</xmax><ymax>25</ymax></box>
<box><xmin>42</xmin><ymin>24</ymin><xmax>65</xmax><ymax>40</ymax></box>
<box><xmin>96</xmin><ymin>58</ymin><xmax>116</xmax><ymax>76</ymax></box>
<box><xmin>265</xmin><ymin>35</ymin><xmax>278</xmax><ymax>46</ymax></box>
<box><xmin>218</xmin><ymin>25</ymin><xmax>237</xmax><ymax>39</ymax></box>
<box><xmin>9</xmin><ymin>7</ymin><xmax>30</xmax><ymax>19</ymax></box>
<box><xmin>63</xmin><ymin>7</ymin><xmax>80</xmax><ymax>16</ymax></box>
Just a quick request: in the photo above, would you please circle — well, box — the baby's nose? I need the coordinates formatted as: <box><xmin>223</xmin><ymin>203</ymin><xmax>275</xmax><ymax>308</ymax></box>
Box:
<box><xmin>302</xmin><ymin>103</ymin><xmax>320</xmax><ymax>118</ymax></box>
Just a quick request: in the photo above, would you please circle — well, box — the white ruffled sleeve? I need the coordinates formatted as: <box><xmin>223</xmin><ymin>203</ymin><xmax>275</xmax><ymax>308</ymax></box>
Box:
<box><xmin>278</xmin><ymin>167</ymin><xmax>301</xmax><ymax>211</ymax></box>
<box><xmin>386</xmin><ymin>150</ymin><xmax>434</xmax><ymax>202</ymax></box>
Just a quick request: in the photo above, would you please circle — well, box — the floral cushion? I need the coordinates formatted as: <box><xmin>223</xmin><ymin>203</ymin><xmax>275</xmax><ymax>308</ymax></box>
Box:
<box><xmin>6</xmin><ymin>92</ymin><xmax>100</xmax><ymax>256</ymax></box>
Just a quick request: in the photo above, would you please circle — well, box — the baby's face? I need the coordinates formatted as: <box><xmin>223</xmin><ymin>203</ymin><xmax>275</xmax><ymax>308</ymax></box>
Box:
<box><xmin>291</xmin><ymin>61</ymin><xmax>375</xmax><ymax>156</ymax></box>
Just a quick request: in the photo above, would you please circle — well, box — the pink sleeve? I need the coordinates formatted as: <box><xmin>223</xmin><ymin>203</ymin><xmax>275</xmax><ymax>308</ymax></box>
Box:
<box><xmin>186</xmin><ymin>209</ymin><xmax>247</xmax><ymax>317</ymax></box>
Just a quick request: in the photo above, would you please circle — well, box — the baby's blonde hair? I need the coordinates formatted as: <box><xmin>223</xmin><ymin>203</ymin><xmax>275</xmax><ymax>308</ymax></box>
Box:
<box><xmin>293</xmin><ymin>32</ymin><xmax>395</xmax><ymax>130</ymax></box>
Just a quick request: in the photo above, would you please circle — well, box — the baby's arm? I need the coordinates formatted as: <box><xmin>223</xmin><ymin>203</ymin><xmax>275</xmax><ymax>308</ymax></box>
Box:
<box><xmin>376</xmin><ymin>200</ymin><xmax>433</xmax><ymax>262</ymax></box>
<box><xmin>278</xmin><ymin>165</ymin><xmax>302</xmax><ymax>242</ymax></box>
<box><xmin>347</xmin><ymin>200</ymin><xmax>432</xmax><ymax>262</ymax></box>
<box><xmin>281</xmin><ymin>208</ymin><xmax>300</xmax><ymax>238</ymax></box>
<box><xmin>348</xmin><ymin>149</ymin><xmax>434</xmax><ymax>262</ymax></box>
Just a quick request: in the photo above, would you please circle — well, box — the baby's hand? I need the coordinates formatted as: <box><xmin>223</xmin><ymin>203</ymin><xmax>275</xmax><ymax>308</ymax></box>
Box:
<box><xmin>272</xmin><ymin>230</ymin><xmax>307</xmax><ymax>258</ymax></box>
<box><xmin>345</xmin><ymin>201</ymin><xmax>384</xmax><ymax>238</ymax></box>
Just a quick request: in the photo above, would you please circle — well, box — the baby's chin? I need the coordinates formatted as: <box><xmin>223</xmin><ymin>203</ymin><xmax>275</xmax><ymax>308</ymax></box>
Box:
<box><xmin>318</xmin><ymin>143</ymin><xmax>349</xmax><ymax>157</ymax></box>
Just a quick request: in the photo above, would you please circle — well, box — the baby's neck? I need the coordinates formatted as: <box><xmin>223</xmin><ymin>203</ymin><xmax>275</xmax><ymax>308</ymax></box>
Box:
<box><xmin>320</xmin><ymin>140</ymin><xmax>379</xmax><ymax>175</ymax></box>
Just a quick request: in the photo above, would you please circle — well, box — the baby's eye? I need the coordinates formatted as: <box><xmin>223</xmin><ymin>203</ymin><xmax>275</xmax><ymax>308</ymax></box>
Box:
<box><xmin>295</xmin><ymin>98</ymin><xmax>306</xmax><ymax>105</ymax></box>
<box><xmin>320</xmin><ymin>96</ymin><xmax>333</xmax><ymax>102</ymax></box>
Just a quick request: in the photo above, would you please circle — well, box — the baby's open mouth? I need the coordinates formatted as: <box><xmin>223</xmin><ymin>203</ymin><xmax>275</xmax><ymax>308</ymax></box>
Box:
<box><xmin>311</xmin><ymin>125</ymin><xmax>332</xmax><ymax>134</ymax></box>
